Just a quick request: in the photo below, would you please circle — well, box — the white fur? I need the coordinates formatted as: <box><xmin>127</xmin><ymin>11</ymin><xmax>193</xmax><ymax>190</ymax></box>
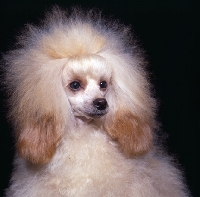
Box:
<box><xmin>4</xmin><ymin>7</ymin><xmax>190</xmax><ymax>197</ymax></box>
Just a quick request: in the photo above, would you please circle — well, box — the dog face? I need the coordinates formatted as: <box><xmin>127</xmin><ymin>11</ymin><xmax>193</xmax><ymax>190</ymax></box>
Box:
<box><xmin>62</xmin><ymin>55</ymin><xmax>111</xmax><ymax>119</ymax></box>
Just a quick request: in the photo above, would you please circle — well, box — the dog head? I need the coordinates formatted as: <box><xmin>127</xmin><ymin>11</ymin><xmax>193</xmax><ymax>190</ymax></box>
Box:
<box><xmin>4</xmin><ymin>7</ymin><xmax>157</xmax><ymax>164</ymax></box>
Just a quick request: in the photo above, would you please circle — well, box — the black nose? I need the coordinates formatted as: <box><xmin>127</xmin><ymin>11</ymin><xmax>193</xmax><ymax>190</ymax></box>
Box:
<box><xmin>93</xmin><ymin>98</ymin><xmax>107</xmax><ymax>110</ymax></box>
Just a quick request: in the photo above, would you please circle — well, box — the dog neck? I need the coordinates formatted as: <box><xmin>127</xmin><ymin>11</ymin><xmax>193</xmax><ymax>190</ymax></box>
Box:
<box><xmin>75</xmin><ymin>116</ymin><xmax>93</xmax><ymax>127</ymax></box>
<box><xmin>75</xmin><ymin>116</ymin><xmax>103</xmax><ymax>128</ymax></box>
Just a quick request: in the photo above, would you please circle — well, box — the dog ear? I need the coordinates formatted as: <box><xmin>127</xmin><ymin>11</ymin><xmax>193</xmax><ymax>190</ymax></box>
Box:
<box><xmin>105</xmin><ymin>109</ymin><xmax>153</xmax><ymax>157</ymax></box>
<box><xmin>16</xmin><ymin>114</ymin><xmax>62</xmax><ymax>164</ymax></box>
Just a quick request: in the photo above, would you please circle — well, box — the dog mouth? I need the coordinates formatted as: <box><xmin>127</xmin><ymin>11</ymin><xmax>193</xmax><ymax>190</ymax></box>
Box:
<box><xmin>73</xmin><ymin>108</ymin><xmax>108</xmax><ymax>119</ymax></box>
<box><xmin>86</xmin><ymin>109</ymin><xmax>108</xmax><ymax>118</ymax></box>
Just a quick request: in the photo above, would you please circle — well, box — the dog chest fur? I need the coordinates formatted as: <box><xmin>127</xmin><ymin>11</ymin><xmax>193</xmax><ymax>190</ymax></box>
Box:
<box><xmin>6</xmin><ymin>126</ymin><xmax>187</xmax><ymax>197</ymax></box>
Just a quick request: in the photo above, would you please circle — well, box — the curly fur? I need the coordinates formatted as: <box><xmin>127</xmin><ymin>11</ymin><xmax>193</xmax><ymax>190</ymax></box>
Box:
<box><xmin>3</xmin><ymin>7</ymin><xmax>190</xmax><ymax>197</ymax></box>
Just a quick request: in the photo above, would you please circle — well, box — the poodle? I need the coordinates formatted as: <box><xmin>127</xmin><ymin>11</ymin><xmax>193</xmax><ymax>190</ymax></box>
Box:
<box><xmin>3</xmin><ymin>7</ymin><xmax>190</xmax><ymax>197</ymax></box>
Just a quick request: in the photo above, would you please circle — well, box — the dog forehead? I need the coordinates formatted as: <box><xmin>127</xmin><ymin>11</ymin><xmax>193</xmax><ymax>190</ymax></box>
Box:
<box><xmin>63</xmin><ymin>55</ymin><xmax>111</xmax><ymax>80</ymax></box>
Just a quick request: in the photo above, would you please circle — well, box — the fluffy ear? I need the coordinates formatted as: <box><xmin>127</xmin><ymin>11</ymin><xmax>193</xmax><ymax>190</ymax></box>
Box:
<box><xmin>4</xmin><ymin>51</ymin><xmax>69</xmax><ymax>164</ymax></box>
<box><xmin>105</xmin><ymin>109</ymin><xmax>153</xmax><ymax>157</ymax></box>
<box><xmin>102</xmin><ymin>50</ymin><xmax>157</xmax><ymax>157</ymax></box>
<box><xmin>16</xmin><ymin>114</ymin><xmax>62</xmax><ymax>164</ymax></box>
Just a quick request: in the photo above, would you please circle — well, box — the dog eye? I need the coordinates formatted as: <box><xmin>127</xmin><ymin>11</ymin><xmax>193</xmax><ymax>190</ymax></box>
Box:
<box><xmin>69</xmin><ymin>81</ymin><xmax>81</xmax><ymax>90</ymax></box>
<box><xmin>100</xmin><ymin>81</ymin><xmax>107</xmax><ymax>89</ymax></box>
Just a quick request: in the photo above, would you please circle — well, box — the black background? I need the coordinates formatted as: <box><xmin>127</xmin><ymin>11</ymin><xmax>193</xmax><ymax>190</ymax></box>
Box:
<box><xmin>0</xmin><ymin>0</ymin><xmax>199</xmax><ymax>196</ymax></box>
